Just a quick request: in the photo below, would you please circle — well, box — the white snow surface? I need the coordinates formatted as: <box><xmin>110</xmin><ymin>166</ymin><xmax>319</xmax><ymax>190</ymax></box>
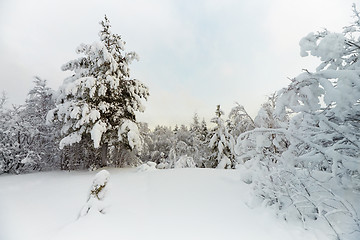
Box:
<box><xmin>0</xmin><ymin>168</ymin><xmax>327</xmax><ymax>240</ymax></box>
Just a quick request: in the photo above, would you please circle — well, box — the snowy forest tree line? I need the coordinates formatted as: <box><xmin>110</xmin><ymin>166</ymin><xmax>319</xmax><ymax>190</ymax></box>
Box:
<box><xmin>1</xmin><ymin>7</ymin><xmax>360</xmax><ymax>240</ymax></box>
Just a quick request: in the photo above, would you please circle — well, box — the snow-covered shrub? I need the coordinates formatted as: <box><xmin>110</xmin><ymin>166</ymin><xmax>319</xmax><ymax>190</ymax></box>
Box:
<box><xmin>143</xmin><ymin>119</ymin><xmax>210</xmax><ymax>169</ymax></box>
<box><xmin>80</xmin><ymin>170</ymin><xmax>110</xmax><ymax>217</ymax></box>
<box><xmin>174</xmin><ymin>155</ymin><xmax>196</xmax><ymax>168</ymax></box>
<box><xmin>227</xmin><ymin>103</ymin><xmax>255</xmax><ymax>140</ymax></box>
<box><xmin>165</xmin><ymin>140</ymin><xmax>201</xmax><ymax>169</ymax></box>
<box><xmin>236</xmin><ymin>6</ymin><xmax>360</xmax><ymax>239</ymax></box>
<box><xmin>274</xmin><ymin>4</ymin><xmax>360</xmax><ymax>193</ymax></box>
<box><xmin>235</xmin><ymin>94</ymin><xmax>289</xmax><ymax>165</ymax></box>
<box><xmin>137</xmin><ymin>161</ymin><xmax>157</xmax><ymax>172</ymax></box>
<box><xmin>147</xmin><ymin>126</ymin><xmax>174</xmax><ymax>163</ymax></box>
<box><xmin>156</xmin><ymin>152</ymin><xmax>170</xmax><ymax>169</ymax></box>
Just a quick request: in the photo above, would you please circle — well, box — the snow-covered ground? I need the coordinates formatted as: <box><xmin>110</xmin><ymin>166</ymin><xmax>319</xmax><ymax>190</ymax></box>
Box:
<box><xmin>0</xmin><ymin>168</ymin><xmax>327</xmax><ymax>240</ymax></box>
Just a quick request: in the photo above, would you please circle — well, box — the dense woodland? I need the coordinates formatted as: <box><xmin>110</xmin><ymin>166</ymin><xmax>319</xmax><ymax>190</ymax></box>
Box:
<box><xmin>1</xmin><ymin>7</ymin><xmax>360</xmax><ymax>240</ymax></box>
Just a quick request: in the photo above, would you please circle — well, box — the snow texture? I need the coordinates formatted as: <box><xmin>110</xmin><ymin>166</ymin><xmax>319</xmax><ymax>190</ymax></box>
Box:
<box><xmin>0</xmin><ymin>169</ymin><xmax>326</xmax><ymax>240</ymax></box>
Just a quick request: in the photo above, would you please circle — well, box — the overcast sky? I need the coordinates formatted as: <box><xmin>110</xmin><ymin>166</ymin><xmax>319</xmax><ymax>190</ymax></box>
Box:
<box><xmin>0</xmin><ymin>0</ymin><xmax>354</xmax><ymax>128</ymax></box>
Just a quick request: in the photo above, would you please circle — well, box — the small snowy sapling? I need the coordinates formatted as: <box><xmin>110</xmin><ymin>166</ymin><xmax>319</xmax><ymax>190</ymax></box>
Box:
<box><xmin>79</xmin><ymin>170</ymin><xmax>110</xmax><ymax>217</ymax></box>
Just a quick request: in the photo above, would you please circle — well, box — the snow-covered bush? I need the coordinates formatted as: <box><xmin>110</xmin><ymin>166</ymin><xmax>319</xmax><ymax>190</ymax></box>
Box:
<box><xmin>80</xmin><ymin>170</ymin><xmax>110</xmax><ymax>217</ymax></box>
<box><xmin>174</xmin><ymin>155</ymin><xmax>196</xmax><ymax>168</ymax></box>
<box><xmin>147</xmin><ymin>126</ymin><xmax>174</xmax><ymax>163</ymax></box>
<box><xmin>137</xmin><ymin>161</ymin><xmax>157</xmax><ymax>172</ymax></box>
<box><xmin>235</xmin><ymin>94</ymin><xmax>289</xmax><ymax>165</ymax></box>
<box><xmin>227</xmin><ymin>103</ymin><xmax>255</xmax><ymax>140</ymax></box>
<box><xmin>236</xmin><ymin>6</ymin><xmax>360</xmax><ymax>239</ymax></box>
<box><xmin>165</xmin><ymin>140</ymin><xmax>202</xmax><ymax>169</ymax></box>
<box><xmin>145</xmin><ymin>122</ymin><xmax>209</xmax><ymax>169</ymax></box>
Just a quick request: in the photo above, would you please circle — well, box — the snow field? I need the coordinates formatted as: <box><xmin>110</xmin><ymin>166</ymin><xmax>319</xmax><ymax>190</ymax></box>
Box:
<box><xmin>0</xmin><ymin>168</ymin><xmax>326</xmax><ymax>240</ymax></box>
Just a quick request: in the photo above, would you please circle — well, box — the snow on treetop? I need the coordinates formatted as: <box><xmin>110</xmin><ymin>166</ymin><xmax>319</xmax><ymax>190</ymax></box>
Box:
<box><xmin>92</xmin><ymin>170</ymin><xmax>110</xmax><ymax>188</ymax></box>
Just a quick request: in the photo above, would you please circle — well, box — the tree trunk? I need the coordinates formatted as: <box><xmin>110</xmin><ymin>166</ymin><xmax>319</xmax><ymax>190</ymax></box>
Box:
<box><xmin>100</xmin><ymin>142</ymin><xmax>108</xmax><ymax>167</ymax></box>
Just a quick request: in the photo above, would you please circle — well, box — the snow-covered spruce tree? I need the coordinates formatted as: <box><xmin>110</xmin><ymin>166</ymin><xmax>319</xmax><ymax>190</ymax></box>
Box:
<box><xmin>200</xmin><ymin>118</ymin><xmax>209</xmax><ymax>142</ymax></box>
<box><xmin>24</xmin><ymin>77</ymin><xmax>61</xmax><ymax>171</ymax></box>
<box><xmin>176</xmin><ymin>124</ymin><xmax>192</xmax><ymax>145</ymax></box>
<box><xmin>0</xmin><ymin>103</ymin><xmax>35</xmax><ymax>174</ymax></box>
<box><xmin>189</xmin><ymin>113</ymin><xmax>206</xmax><ymax>167</ymax></box>
<box><xmin>0</xmin><ymin>79</ymin><xmax>60</xmax><ymax>174</ymax></box>
<box><xmin>138</xmin><ymin>122</ymin><xmax>152</xmax><ymax>162</ymax></box>
<box><xmin>208</xmin><ymin>105</ymin><xmax>235</xmax><ymax>169</ymax></box>
<box><xmin>47</xmin><ymin>16</ymin><xmax>149</xmax><ymax>169</ymax></box>
<box><xmin>190</xmin><ymin>113</ymin><xmax>201</xmax><ymax>136</ymax></box>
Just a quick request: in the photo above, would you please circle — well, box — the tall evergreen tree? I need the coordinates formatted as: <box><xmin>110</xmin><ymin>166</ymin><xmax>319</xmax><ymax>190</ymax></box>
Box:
<box><xmin>189</xmin><ymin>113</ymin><xmax>207</xmax><ymax>167</ymax></box>
<box><xmin>200</xmin><ymin>118</ymin><xmax>208</xmax><ymax>142</ymax></box>
<box><xmin>208</xmin><ymin>105</ymin><xmax>235</xmax><ymax>169</ymax></box>
<box><xmin>0</xmin><ymin>78</ymin><xmax>60</xmax><ymax>174</ymax></box>
<box><xmin>190</xmin><ymin>113</ymin><xmax>201</xmax><ymax>134</ymax></box>
<box><xmin>47</xmin><ymin>16</ymin><xmax>149</xmax><ymax>168</ymax></box>
<box><xmin>24</xmin><ymin>77</ymin><xmax>60</xmax><ymax>170</ymax></box>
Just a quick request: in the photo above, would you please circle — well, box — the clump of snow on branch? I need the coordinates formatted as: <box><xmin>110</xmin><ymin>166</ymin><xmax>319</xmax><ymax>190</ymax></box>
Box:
<box><xmin>90</xmin><ymin>121</ymin><xmax>107</xmax><ymax>148</ymax></box>
<box><xmin>300</xmin><ymin>32</ymin><xmax>345</xmax><ymax>62</ymax></box>
<box><xmin>118</xmin><ymin>120</ymin><xmax>143</xmax><ymax>152</ymax></box>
